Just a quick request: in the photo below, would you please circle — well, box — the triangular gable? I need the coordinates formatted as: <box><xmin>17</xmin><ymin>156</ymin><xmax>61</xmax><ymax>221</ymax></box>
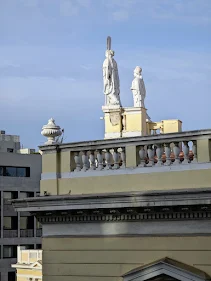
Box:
<box><xmin>123</xmin><ymin>257</ymin><xmax>210</xmax><ymax>281</ymax></box>
<box><xmin>31</xmin><ymin>261</ymin><xmax>42</xmax><ymax>269</ymax></box>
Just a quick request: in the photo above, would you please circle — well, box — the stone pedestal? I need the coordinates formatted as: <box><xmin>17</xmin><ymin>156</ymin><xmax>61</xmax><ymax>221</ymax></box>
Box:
<box><xmin>102</xmin><ymin>105</ymin><xmax>122</xmax><ymax>139</ymax></box>
<box><xmin>122</xmin><ymin>107</ymin><xmax>147</xmax><ymax>137</ymax></box>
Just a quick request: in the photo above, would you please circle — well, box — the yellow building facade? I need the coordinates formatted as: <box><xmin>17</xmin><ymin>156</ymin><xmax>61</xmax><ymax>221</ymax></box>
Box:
<box><xmin>12</xmin><ymin>37</ymin><xmax>211</xmax><ymax>281</ymax></box>
<box><xmin>12</xmin><ymin>248</ymin><xmax>42</xmax><ymax>281</ymax></box>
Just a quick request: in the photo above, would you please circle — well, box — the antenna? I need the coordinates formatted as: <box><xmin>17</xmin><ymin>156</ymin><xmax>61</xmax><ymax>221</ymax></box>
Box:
<box><xmin>55</xmin><ymin>129</ymin><xmax>65</xmax><ymax>144</ymax></box>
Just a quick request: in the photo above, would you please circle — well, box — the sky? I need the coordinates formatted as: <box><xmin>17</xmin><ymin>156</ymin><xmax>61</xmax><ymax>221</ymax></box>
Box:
<box><xmin>0</xmin><ymin>0</ymin><xmax>211</xmax><ymax>149</ymax></box>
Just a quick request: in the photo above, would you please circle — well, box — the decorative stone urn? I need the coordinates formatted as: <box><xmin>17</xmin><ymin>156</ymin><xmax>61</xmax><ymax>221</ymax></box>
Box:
<box><xmin>41</xmin><ymin>118</ymin><xmax>62</xmax><ymax>145</ymax></box>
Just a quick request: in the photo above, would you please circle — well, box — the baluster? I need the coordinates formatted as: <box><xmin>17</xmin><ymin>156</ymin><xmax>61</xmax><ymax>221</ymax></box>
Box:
<box><xmin>120</xmin><ymin>148</ymin><xmax>126</xmax><ymax>168</ymax></box>
<box><xmin>138</xmin><ymin>146</ymin><xmax>146</xmax><ymax>167</ymax></box>
<box><xmin>173</xmin><ymin>142</ymin><xmax>181</xmax><ymax>165</ymax></box>
<box><xmin>155</xmin><ymin>144</ymin><xmax>163</xmax><ymax>166</ymax></box>
<box><xmin>105</xmin><ymin>149</ymin><xmax>112</xmax><ymax>170</ymax></box>
<box><xmin>192</xmin><ymin>140</ymin><xmax>198</xmax><ymax>163</ymax></box>
<box><xmin>74</xmin><ymin>152</ymin><xmax>81</xmax><ymax>172</ymax></box>
<box><xmin>96</xmin><ymin>150</ymin><xmax>104</xmax><ymax>170</ymax></box>
<box><xmin>112</xmin><ymin>148</ymin><xmax>120</xmax><ymax>169</ymax></box>
<box><xmin>147</xmin><ymin>145</ymin><xmax>154</xmax><ymax>166</ymax></box>
<box><xmin>89</xmin><ymin>151</ymin><xmax>96</xmax><ymax>170</ymax></box>
<box><xmin>164</xmin><ymin>143</ymin><xmax>171</xmax><ymax>166</ymax></box>
<box><xmin>182</xmin><ymin>141</ymin><xmax>190</xmax><ymax>164</ymax></box>
<box><xmin>82</xmin><ymin>151</ymin><xmax>89</xmax><ymax>171</ymax></box>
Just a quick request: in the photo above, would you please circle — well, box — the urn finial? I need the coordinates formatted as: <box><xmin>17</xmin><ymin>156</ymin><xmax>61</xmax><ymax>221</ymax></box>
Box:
<box><xmin>41</xmin><ymin>118</ymin><xmax>62</xmax><ymax>145</ymax></box>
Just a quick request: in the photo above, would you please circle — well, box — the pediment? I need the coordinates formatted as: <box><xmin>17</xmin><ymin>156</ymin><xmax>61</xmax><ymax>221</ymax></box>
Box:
<box><xmin>31</xmin><ymin>261</ymin><xmax>42</xmax><ymax>269</ymax></box>
<box><xmin>123</xmin><ymin>258</ymin><xmax>210</xmax><ymax>281</ymax></box>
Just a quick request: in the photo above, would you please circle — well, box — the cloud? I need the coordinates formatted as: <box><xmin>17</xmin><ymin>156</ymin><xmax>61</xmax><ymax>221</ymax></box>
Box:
<box><xmin>80</xmin><ymin>65</ymin><xmax>92</xmax><ymax>70</ymax></box>
<box><xmin>19</xmin><ymin>0</ymin><xmax>39</xmax><ymax>7</ymax></box>
<box><xmin>103</xmin><ymin>0</ymin><xmax>211</xmax><ymax>25</ymax></box>
<box><xmin>112</xmin><ymin>10</ymin><xmax>129</xmax><ymax>22</ymax></box>
<box><xmin>59</xmin><ymin>0</ymin><xmax>91</xmax><ymax>17</ymax></box>
<box><xmin>60</xmin><ymin>0</ymin><xmax>78</xmax><ymax>17</ymax></box>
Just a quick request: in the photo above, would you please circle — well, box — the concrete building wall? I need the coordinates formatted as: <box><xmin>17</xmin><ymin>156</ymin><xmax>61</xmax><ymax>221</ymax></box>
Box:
<box><xmin>42</xmin><ymin>236</ymin><xmax>211</xmax><ymax>281</ymax></box>
<box><xmin>0</xmin><ymin>132</ymin><xmax>20</xmax><ymax>153</ymax></box>
<box><xmin>40</xmin><ymin>167</ymin><xmax>211</xmax><ymax>196</ymax></box>
<box><xmin>0</xmin><ymin>152</ymin><xmax>42</xmax><ymax>281</ymax></box>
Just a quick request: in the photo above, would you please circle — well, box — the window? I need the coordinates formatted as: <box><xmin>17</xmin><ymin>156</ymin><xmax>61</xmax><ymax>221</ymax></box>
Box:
<box><xmin>4</xmin><ymin>192</ymin><xmax>13</xmax><ymax>199</ymax></box>
<box><xmin>4</xmin><ymin>217</ymin><xmax>12</xmax><ymax>230</ymax></box>
<box><xmin>5</xmin><ymin>167</ymin><xmax>16</xmax><ymax>177</ymax></box>
<box><xmin>0</xmin><ymin>166</ymin><xmax>30</xmax><ymax>177</ymax></box>
<box><xmin>8</xmin><ymin>271</ymin><xmax>15</xmax><ymax>281</ymax></box>
<box><xmin>36</xmin><ymin>220</ymin><xmax>42</xmax><ymax>229</ymax></box>
<box><xmin>36</xmin><ymin>244</ymin><xmax>42</xmax><ymax>249</ymax></box>
<box><xmin>3</xmin><ymin>246</ymin><xmax>17</xmax><ymax>258</ymax></box>
<box><xmin>17</xmin><ymin>167</ymin><xmax>26</xmax><ymax>177</ymax></box>
<box><xmin>7</xmin><ymin>148</ymin><xmax>14</xmax><ymax>153</ymax></box>
<box><xmin>19</xmin><ymin>192</ymin><xmax>34</xmax><ymax>199</ymax></box>
<box><xmin>3</xmin><ymin>191</ymin><xmax>18</xmax><ymax>202</ymax></box>
<box><xmin>3</xmin><ymin>217</ymin><xmax>18</xmax><ymax>230</ymax></box>
<box><xmin>20</xmin><ymin>217</ymin><xmax>27</xmax><ymax>229</ymax></box>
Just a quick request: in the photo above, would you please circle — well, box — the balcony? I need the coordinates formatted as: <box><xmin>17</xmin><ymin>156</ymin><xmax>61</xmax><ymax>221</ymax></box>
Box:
<box><xmin>36</xmin><ymin>229</ymin><xmax>42</xmax><ymax>237</ymax></box>
<box><xmin>20</xmin><ymin>229</ymin><xmax>34</xmax><ymax>237</ymax></box>
<box><xmin>3</xmin><ymin>229</ymin><xmax>18</xmax><ymax>238</ymax></box>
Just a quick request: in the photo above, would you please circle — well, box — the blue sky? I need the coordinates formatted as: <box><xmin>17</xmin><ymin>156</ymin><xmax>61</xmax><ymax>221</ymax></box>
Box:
<box><xmin>0</xmin><ymin>0</ymin><xmax>211</xmax><ymax>149</ymax></box>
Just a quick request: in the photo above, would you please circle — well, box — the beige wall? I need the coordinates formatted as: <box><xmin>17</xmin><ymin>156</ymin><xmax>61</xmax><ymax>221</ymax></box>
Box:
<box><xmin>42</xmin><ymin>236</ymin><xmax>211</xmax><ymax>281</ymax></box>
<box><xmin>41</xmin><ymin>168</ymin><xmax>211</xmax><ymax>195</ymax></box>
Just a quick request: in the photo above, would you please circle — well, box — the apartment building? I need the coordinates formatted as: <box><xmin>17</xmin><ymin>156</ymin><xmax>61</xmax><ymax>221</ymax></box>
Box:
<box><xmin>0</xmin><ymin>130</ymin><xmax>42</xmax><ymax>281</ymax></box>
<box><xmin>12</xmin><ymin>247</ymin><xmax>42</xmax><ymax>281</ymax></box>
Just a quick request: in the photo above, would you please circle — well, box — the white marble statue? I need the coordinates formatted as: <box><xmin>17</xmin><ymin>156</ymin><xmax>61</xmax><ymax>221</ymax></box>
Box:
<box><xmin>131</xmin><ymin>66</ymin><xmax>146</xmax><ymax>108</ymax></box>
<box><xmin>103</xmin><ymin>36</ymin><xmax>121</xmax><ymax>107</ymax></box>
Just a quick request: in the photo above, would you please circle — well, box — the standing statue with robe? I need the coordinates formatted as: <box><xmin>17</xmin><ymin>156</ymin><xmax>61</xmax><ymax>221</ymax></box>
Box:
<box><xmin>131</xmin><ymin>66</ymin><xmax>146</xmax><ymax>108</ymax></box>
<box><xmin>103</xmin><ymin>37</ymin><xmax>121</xmax><ymax>106</ymax></box>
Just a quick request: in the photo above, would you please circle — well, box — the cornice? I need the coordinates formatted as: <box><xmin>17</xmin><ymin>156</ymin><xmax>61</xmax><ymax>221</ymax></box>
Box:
<box><xmin>11</xmin><ymin>188</ymin><xmax>211</xmax><ymax>213</ymax></box>
<box><xmin>38</xmin><ymin>129</ymin><xmax>211</xmax><ymax>153</ymax></box>
<box><xmin>36</xmin><ymin>207</ymin><xmax>211</xmax><ymax>224</ymax></box>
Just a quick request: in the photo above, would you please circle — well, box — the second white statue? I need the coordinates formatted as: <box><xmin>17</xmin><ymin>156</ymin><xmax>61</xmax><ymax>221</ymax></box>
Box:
<box><xmin>131</xmin><ymin>66</ymin><xmax>146</xmax><ymax>108</ymax></box>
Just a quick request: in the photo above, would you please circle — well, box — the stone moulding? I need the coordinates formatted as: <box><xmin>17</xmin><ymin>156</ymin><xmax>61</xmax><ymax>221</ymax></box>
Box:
<box><xmin>36</xmin><ymin>209</ymin><xmax>211</xmax><ymax>224</ymax></box>
<box><xmin>11</xmin><ymin>188</ymin><xmax>211</xmax><ymax>216</ymax></box>
<box><xmin>38</xmin><ymin>129</ymin><xmax>211</xmax><ymax>153</ymax></box>
<box><xmin>123</xmin><ymin>257</ymin><xmax>211</xmax><ymax>281</ymax></box>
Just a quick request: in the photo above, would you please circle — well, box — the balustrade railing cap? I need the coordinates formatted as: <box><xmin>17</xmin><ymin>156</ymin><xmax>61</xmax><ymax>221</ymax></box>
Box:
<box><xmin>39</xmin><ymin>129</ymin><xmax>211</xmax><ymax>153</ymax></box>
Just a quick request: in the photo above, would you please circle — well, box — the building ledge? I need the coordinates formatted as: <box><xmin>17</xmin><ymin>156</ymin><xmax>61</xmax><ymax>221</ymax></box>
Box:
<box><xmin>11</xmin><ymin>187</ymin><xmax>211</xmax><ymax>213</ymax></box>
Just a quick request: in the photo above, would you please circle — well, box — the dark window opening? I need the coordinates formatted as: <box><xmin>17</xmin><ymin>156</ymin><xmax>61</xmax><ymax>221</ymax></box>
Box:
<box><xmin>0</xmin><ymin>166</ymin><xmax>30</xmax><ymax>177</ymax></box>
<box><xmin>3</xmin><ymin>217</ymin><xmax>18</xmax><ymax>230</ymax></box>
<box><xmin>3</xmin><ymin>246</ymin><xmax>17</xmax><ymax>259</ymax></box>
<box><xmin>7</xmin><ymin>148</ymin><xmax>14</xmax><ymax>153</ymax></box>
<box><xmin>8</xmin><ymin>271</ymin><xmax>15</xmax><ymax>281</ymax></box>
<box><xmin>19</xmin><ymin>192</ymin><xmax>34</xmax><ymax>199</ymax></box>
<box><xmin>22</xmin><ymin>244</ymin><xmax>34</xmax><ymax>250</ymax></box>
<box><xmin>3</xmin><ymin>191</ymin><xmax>18</xmax><ymax>203</ymax></box>
<box><xmin>20</xmin><ymin>216</ymin><xmax>34</xmax><ymax>230</ymax></box>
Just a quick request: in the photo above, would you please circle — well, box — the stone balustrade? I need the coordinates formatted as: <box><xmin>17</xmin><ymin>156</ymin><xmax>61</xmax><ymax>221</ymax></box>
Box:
<box><xmin>71</xmin><ymin>142</ymin><xmax>196</xmax><ymax>172</ymax></box>
<box><xmin>59</xmin><ymin>129</ymin><xmax>211</xmax><ymax>173</ymax></box>
<box><xmin>73</xmin><ymin>148</ymin><xmax>126</xmax><ymax>172</ymax></box>
<box><xmin>39</xmin><ymin>129</ymin><xmax>211</xmax><ymax>177</ymax></box>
